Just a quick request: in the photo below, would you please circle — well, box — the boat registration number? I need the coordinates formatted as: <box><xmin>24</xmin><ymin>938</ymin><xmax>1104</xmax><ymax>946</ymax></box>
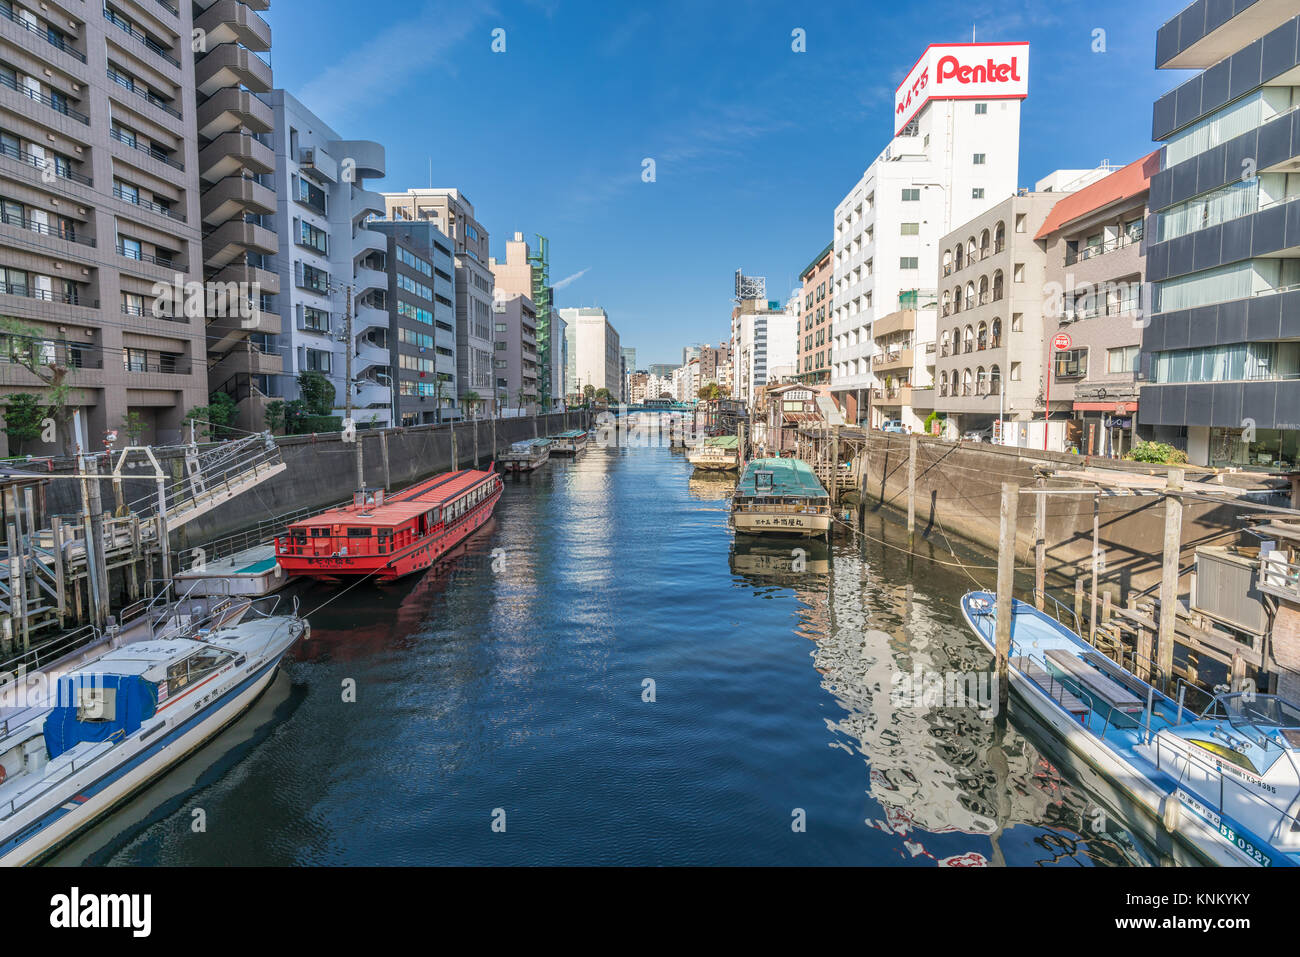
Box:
<box><xmin>1177</xmin><ymin>789</ymin><xmax>1271</xmax><ymax>866</ymax></box>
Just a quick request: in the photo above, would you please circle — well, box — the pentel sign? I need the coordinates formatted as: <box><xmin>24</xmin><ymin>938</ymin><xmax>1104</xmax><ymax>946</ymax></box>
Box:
<box><xmin>894</xmin><ymin>42</ymin><xmax>1029</xmax><ymax>134</ymax></box>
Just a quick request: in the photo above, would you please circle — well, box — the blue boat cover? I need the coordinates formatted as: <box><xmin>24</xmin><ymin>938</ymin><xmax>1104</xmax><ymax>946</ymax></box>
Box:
<box><xmin>43</xmin><ymin>673</ymin><xmax>159</xmax><ymax>760</ymax></box>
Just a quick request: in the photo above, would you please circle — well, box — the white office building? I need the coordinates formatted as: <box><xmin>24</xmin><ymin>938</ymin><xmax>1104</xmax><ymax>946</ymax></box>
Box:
<box><xmin>559</xmin><ymin>307</ymin><xmax>621</xmax><ymax>400</ymax></box>
<box><xmin>830</xmin><ymin>42</ymin><xmax>1027</xmax><ymax>427</ymax></box>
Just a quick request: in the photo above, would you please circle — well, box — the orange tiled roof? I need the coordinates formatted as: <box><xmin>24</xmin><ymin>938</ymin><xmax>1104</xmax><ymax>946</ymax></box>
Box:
<box><xmin>1034</xmin><ymin>151</ymin><xmax>1161</xmax><ymax>240</ymax></box>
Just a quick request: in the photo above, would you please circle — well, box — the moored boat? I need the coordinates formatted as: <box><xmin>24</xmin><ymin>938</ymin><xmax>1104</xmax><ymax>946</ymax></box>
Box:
<box><xmin>499</xmin><ymin>437</ymin><xmax>552</xmax><ymax>473</ymax></box>
<box><xmin>730</xmin><ymin>457</ymin><xmax>832</xmax><ymax>539</ymax></box>
<box><xmin>550</xmin><ymin>429</ymin><xmax>589</xmax><ymax>455</ymax></box>
<box><xmin>687</xmin><ymin>434</ymin><xmax>740</xmax><ymax>471</ymax></box>
<box><xmin>0</xmin><ymin>608</ymin><xmax>308</xmax><ymax>865</ymax></box>
<box><xmin>275</xmin><ymin>467</ymin><xmax>503</xmax><ymax>582</ymax></box>
<box><xmin>961</xmin><ymin>589</ymin><xmax>1300</xmax><ymax>866</ymax></box>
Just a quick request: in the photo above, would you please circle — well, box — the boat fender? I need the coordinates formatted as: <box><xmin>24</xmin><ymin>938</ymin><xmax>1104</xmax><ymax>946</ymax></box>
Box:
<box><xmin>0</xmin><ymin>763</ymin><xmax>6</xmax><ymax>784</ymax></box>
<box><xmin>1160</xmin><ymin>794</ymin><xmax>1180</xmax><ymax>832</ymax></box>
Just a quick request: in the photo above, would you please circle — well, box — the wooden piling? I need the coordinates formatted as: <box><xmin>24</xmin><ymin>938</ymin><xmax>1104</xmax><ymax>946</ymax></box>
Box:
<box><xmin>1158</xmin><ymin>469</ymin><xmax>1184</xmax><ymax>683</ymax></box>
<box><xmin>995</xmin><ymin>482</ymin><xmax>1019</xmax><ymax>711</ymax></box>
<box><xmin>380</xmin><ymin>430</ymin><xmax>392</xmax><ymax>490</ymax></box>
<box><xmin>1034</xmin><ymin>475</ymin><xmax>1046</xmax><ymax>610</ymax></box>
<box><xmin>1089</xmin><ymin>496</ymin><xmax>1100</xmax><ymax>643</ymax></box>
<box><xmin>906</xmin><ymin>433</ymin><xmax>917</xmax><ymax>545</ymax></box>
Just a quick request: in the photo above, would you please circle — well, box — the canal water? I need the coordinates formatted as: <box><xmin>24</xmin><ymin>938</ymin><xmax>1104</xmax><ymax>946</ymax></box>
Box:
<box><xmin>53</xmin><ymin>442</ymin><xmax>1158</xmax><ymax>866</ymax></box>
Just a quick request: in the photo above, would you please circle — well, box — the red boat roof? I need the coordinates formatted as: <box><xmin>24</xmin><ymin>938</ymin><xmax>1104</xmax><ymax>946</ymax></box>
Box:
<box><xmin>285</xmin><ymin>468</ymin><xmax>496</xmax><ymax>529</ymax></box>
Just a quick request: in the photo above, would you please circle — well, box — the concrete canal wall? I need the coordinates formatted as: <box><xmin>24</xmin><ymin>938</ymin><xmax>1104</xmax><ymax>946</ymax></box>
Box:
<box><xmin>42</xmin><ymin>411</ymin><xmax>589</xmax><ymax>549</ymax></box>
<box><xmin>860</xmin><ymin>433</ymin><xmax>1282</xmax><ymax>598</ymax></box>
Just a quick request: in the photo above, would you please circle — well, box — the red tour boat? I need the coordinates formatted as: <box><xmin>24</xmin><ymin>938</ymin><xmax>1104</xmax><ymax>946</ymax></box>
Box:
<box><xmin>274</xmin><ymin>467</ymin><xmax>503</xmax><ymax>582</ymax></box>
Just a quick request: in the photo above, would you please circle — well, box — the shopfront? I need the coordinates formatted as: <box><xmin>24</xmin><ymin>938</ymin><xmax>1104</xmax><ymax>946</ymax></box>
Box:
<box><xmin>1209</xmin><ymin>427</ymin><xmax>1300</xmax><ymax>471</ymax></box>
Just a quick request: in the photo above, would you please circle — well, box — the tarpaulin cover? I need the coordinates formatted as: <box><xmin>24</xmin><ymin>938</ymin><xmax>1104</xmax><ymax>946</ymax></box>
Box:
<box><xmin>43</xmin><ymin>673</ymin><xmax>159</xmax><ymax>760</ymax></box>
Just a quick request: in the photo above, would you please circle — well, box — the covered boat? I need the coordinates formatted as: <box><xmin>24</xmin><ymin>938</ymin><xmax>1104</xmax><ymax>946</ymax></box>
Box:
<box><xmin>499</xmin><ymin>437</ymin><xmax>552</xmax><ymax>473</ymax></box>
<box><xmin>687</xmin><ymin>434</ymin><xmax>740</xmax><ymax>471</ymax></box>
<box><xmin>550</xmin><ymin>429</ymin><xmax>589</xmax><ymax>455</ymax></box>
<box><xmin>730</xmin><ymin>457</ymin><xmax>831</xmax><ymax>539</ymax></box>
<box><xmin>275</xmin><ymin>468</ymin><xmax>503</xmax><ymax>582</ymax></box>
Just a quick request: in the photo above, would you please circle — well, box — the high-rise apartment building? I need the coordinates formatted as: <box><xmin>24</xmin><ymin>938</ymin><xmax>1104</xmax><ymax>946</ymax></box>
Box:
<box><xmin>0</xmin><ymin>0</ymin><xmax>216</xmax><ymax>450</ymax></box>
<box><xmin>382</xmin><ymin>188</ymin><xmax>494</xmax><ymax>419</ymax></box>
<box><xmin>196</xmin><ymin>0</ymin><xmax>280</xmax><ymax>432</ymax></box>
<box><xmin>1140</xmin><ymin>2</ymin><xmax>1300</xmax><ymax>469</ymax></box>
<box><xmin>797</xmin><ymin>243</ymin><xmax>833</xmax><ymax>384</ymax></box>
<box><xmin>491</xmin><ymin>292</ymin><xmax>538</xmax><ymax>414</ymax></box>
<box><xmin>830</xmin><ymin>42</ymin><xmax>1027</xmax><ymax>426</ymax></box>
<box><xmin>265</xmin><ymin>91</ymin><xmax>388</xmax><ymax>427</ymax></box>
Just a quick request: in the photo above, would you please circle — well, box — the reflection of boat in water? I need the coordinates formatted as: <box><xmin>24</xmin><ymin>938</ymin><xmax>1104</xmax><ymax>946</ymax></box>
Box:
<box><xmin>962</xmin><ymin>589</ymin><xmax>1300</xmax><ymax>867</ymax></box>
<box><xmin>729</xmin><ymin>539</ymin><xmax>829</xmax><ymax>577</ymax></box>
<box><xmin>0</xmin><ymin>606</ymin><xmax>308</xmax><ymax>865</ymax></box>
<box><xmin>687</xmin><ymin>473</ymin><xmax>735</xmax><ymax>502</ymax></box>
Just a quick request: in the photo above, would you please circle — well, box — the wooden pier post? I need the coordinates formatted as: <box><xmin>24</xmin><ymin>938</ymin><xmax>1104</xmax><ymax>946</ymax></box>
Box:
<box><xmin>1158</xmin><ymin>469</ymin><xmax>1185</xmax><ymax>684</ymax></box>
<box><xmin>1089</xmin><ymin>496</ymin><xmax>1100</xmax><ymax>643</ymax></box>
<box><xmin>473</xmin><ymin>419</ymin><xmax>480</xmax><ymax>467</ymax></box>
<box><xmin>1034</xmin><ymin>475</ymin><xmax>1046</xmax><ymax>609</ymax></box>
<box><xmin>995</xmin><ymin>482</ymin><xmax>1019</xmax><ymax>711</ymax></box>
<box><xmin>906</xmin><ymin>433</ymin><xmax>917</xmax><ymax>545</ymax></box>
<box><xmin>450</xmin><ymin>423</ymin><xmax>459</xmax><ymax>471</ymax></box>
<box><xmin>380</xmin><ymin>431</ymin><xmax>392</xmax><ymax>491</ymax></box>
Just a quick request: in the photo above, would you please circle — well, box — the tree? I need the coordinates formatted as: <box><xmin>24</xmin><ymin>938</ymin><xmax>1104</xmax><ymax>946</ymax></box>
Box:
<box><xmin>297</xmin><ymin>370</ymin><xmax>335</xmax><ymax>417</ymax></box>
<box><xmin>462</xmin><ymin>390</ymin><xmax>481</xmax><ymax>420</ymax></box>
<box><xmin>0</xmin><ymin>318</ymin><xmax>76</xmax><ymax>455</ymax></box>
<box><xmin>120</xmin><ymin>410</ymin><xmax>147</xmax><ymax>445</ymax></box>
<box><xmin>594</xmin><ymin>387</ymin><xmax>610</xmax><ymax>403</ymax></box>
<box><xmin>2</xmin><ymin>393</ymin><xmax>44</xmax><ymax>455</ymax></box>
<box><xmin>185</xmin><ymin>391</ymin><xmax>238</xmax><ymax>440</ymax></box>
<box><xmin>265</xmin><ymin>399</ymin><xmax>288</xmax><ymax>435</ymax></box>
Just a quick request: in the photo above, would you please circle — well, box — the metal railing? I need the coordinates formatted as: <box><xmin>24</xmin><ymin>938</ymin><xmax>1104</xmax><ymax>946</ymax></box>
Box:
<box><xmin>0</xmin><ymin>209</ymin><xmax>93</xmax><ymax>246</ymax></box>
<box><xmin>116</xmin><ymin>242</ymin><xmax>174</xmax><ymax>268</ymax></box>
<box><xmin>1066</xmin><ymin>227</ymin><xmax>1143</xmax><ymax>265</ymax></box>
<box><xmin>0</xmin><ymin>141</ymin><xmax>91</xmax><ymax>185</ymax></box>
<box><xmin>106</xmin><ymin>69</ymin><xmax>181</xmax><ymax>119</ymax></box>
<box><xmin>109</xmin><ymin>127</ymin><xmax>184</xmax><ymax>171</ymax></box>
<box><xmin>0</xmin><ymin>71</ymin><xmax>88</xmax><ymax>123</ymax></box>
<box><xmin>0</xmin><ymin>5</ymin><xmax>86</xmax><ymax>62</ymax></box>
<box><xmin>103</xmin><ymin>7</ymin><xmax>180</xmax><ymax>67</ymax></box>
<box><xmin>113</xmin><ymin>185</ymin><xmax>183</xmax><ymax>221</ymax></box>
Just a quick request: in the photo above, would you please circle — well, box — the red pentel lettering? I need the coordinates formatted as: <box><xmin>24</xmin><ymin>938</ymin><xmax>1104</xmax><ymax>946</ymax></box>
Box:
<box><xmin>936</xmin><ymin>54</ymin><xmax>1022</xmax><ymax>85</ymax></box>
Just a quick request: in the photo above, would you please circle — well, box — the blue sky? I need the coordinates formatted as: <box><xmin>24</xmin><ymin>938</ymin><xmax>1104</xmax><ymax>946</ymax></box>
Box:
<box><xmin>265</xmin><ymin>0</ymin><xmax>1193</xmax><ymax>366</ymax></box>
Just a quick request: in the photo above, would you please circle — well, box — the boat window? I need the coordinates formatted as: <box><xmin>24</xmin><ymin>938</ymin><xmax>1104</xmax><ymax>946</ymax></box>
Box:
<box><xmin>311</xmin><ymin>527</ymin><xmax>330</xmax><ymax>537</ymax></box>
<box><xmin>186</xmin><ymin>649</ymin><xmax>234</xmax><ymax>680</ymax></box>
<box><xmin>75</xmin><ymin>685</ymin><xmax>117</xmax><ymax>723</ymax></box>
<box><xmin>347</xmin><ymin>527</ymin><xmax>372</xmax><ymax>537</ymax></box>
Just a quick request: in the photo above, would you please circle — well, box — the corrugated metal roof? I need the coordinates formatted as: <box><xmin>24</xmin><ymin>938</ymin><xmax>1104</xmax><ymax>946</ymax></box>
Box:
<box><xmin>287</xmin><ymin>469</ymin><xmax>495</xmax><ymax>529</ymax></box>
<box><xmin>736</xmin><ymin>457</ymin><xmax>828</xmax><ymax>498</ymax></box>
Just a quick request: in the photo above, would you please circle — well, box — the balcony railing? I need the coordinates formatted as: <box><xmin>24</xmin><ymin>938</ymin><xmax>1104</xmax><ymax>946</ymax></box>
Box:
<box><xmin>0</xmin><ymin>6</ymin><xmax>87</xmax><ymax>62</ymax></box>
<box><xmin>0</xmin><ymin>281</ymin><xmax>88</xmax><ymax>306</ymax></box>
<box><xmin>1065</xmin><ymin>226</ymin><xmax>1143</xmax><ymax>265</ymax></box>
<box><xmin>116</xmin><ymin>243</ymin><xmax>174</xmax><ymax>268</ymax></box>
<box><xmin>1259</xmin><ymin>555</ymin><xmax>1300</xmax><ymax>604</ymax></box>
<box><xmin>0</xmin><ymin>209</ymin><xmax>94</xmax><ymax>246</ymax></box>
<box><xmin>0</xmin><ymin>335</ymin><xmax>101</xmax><ymax>369</ymax></box>
<box><xmin>0</xmin><ymin>141</ymin><xmax>92</xmax><ymax>185</ymax></box>
<box><xmin>124</xmin><ymin>356</ymin><xmax>190</xmax><ymax>375</ymax></box>
<box><xmin>109</xmin><ymin>128</ymin><xmax>184</xmax><ymax>171</ymax></box>
<box><xmin>103</xmin><ymin>8</ymin><xmax>181</xmax><ymax>67</ymax></box>
<box><xmin>113</xmin><ymin>186</ymin><xmax>183</xmax><ymax>221</ymax></box>
<box><xmin>0</xmin><ymin>72</ymin><xmax>88</xmax><ymax>123</ymax></box>
<box><xmin>107</xmin><ymin>69</ymin><xmax>181</xmax><ymax>119</ymax></box>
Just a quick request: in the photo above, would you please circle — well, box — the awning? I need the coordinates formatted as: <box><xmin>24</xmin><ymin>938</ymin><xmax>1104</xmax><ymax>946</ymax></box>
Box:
<box><xmin>1073</xmin><ymin>401</ymin><xmax>1138</xmax><ymax>413</ymax></box>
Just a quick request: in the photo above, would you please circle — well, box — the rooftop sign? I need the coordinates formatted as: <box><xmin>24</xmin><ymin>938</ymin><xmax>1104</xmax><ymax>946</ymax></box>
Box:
<box><xmin>894</xmin><ymin>42</ymin><xmax>1029</xmax><ymax>135</ymax></box>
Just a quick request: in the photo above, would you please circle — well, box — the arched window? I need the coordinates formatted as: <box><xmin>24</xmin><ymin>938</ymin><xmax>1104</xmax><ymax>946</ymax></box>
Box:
<box><xmin>990</xmin><ymin>364</ymin><xmax>1002</xmax><ymax>395</ymax></box>
<box><xmin>962</xmin><ymin>368</ymin><xmax>973</xmax><ymax>396</ymax></box>
<box><xmin>952</xmin><ymin>286</ymin><xmax>962</xmax><ymax>313</ymax></box>
<box><xmin>940</xmin><ymin>329</ymin><xmax>951</xmax><ymax>356</ymax></box>
<box><xmin>991</xmin><ymin>318</ymin><xmax>1002</xmax><ymax>348</ymax></box>
<box><xmin>978</xmin><ymin>274</ymin><xmax>989</xmax><ymax>305</ymax></box>
<box><xmin>963</xmin><ymin>325</ymin><xmax>975</xmax><ymax>353</ymax></box>
<box><xmin>979</xmin><ymin>229</ymin><xmax>990</xmax><ymax>258</ymax></box>
<box><xmin>976</xmin><ymin>321</ymin><xmax>988</xmax><ymax>350</ymax></box>
<box><xmin>994</xmin><ymin>221</ymin><xmax>1006</xmax><ymax>252</ymax></box>
<box><xmin>992</xmin><ymin>270</ymin><xmax>1004</xmax><ymax>301</ymax></box>
<box><xmin>940</xmin><ymin>370</ymin><xmax>949</xmax><ymax>396</ymax></box>
<box><xmin>964</xmin><ymin>282</ymin><xmax>975</xmax><ymax>310</ymax></box>
<box><xmin>955</xmin><ymin>244</ymin><xmax>964</xmax><ymax>270</ymax></box>
<box><xmin>967</xmin><ymin>236</ymin><xmax>977</xmax><ymax>261</ymax></box>
<box><xmin>942</xmin><ymin>250</ymin><xmax>953</xmax><ymax>276</ymax></box>
<box><xmin>941</xmin><ymin>289</ymin><xmax>952</xmax><ymax>317</ymax></box>
<box><xmin>976</xmin><ymin>366</ymin><xmax>989</xmax><ymax>395</ymax></box>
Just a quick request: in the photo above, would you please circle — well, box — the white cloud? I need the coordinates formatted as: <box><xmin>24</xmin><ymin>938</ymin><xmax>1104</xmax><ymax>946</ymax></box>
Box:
<box><xmin>553</xmin><ymin>268</ymin><xmax>591</xmax><ymax>290</ymax></box>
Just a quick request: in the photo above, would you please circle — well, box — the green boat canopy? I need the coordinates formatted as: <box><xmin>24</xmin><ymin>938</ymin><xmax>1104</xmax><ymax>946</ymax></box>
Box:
<box><xmin>703</xmin><ymin>435</ymin><xmax>738</xmax><ymax>448</ymax></box>
<box><xmin>735</xmin><ymin>457</ymin><xmax>828</xmax><ymax>498</ymax></box>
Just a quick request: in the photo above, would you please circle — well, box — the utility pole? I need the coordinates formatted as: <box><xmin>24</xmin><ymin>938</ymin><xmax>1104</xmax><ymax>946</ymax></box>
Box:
<box><xmin>344</xmin><ymin>284</ymin><xmax>363</xmax><ymax>490</ymax></box>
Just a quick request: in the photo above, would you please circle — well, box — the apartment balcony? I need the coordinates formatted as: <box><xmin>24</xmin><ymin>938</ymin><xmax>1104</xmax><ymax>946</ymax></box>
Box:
<box><xmin>352</xmin><ymin>188</ymin><xmax>385</xmax><ymax>221</ymax></box>
<box><xmin>209</xmin><ymin>343</ymin><xmax>280</xmax><ymax>384</ymax></box>
<box><xmin>873</xmin><ymin>308</ymin><xmax>916</xmax><ymax>339</ymax></box>
<box><xmin>355</xmin><ymin>341</ymin><xmax>389</xmax><ymax>370</ymax></box>
<box><xmin>910</xmin><ymin>386</ymin><xmax>934</xmax><ymax>410</ymax></box>
<box><xmin>0</xmin><ymin>5</ymin><xmax>87</xmax><ymax>65</ymax></box>
<box><xmin>0</xmin><ymin>73</ymin><xmax>88</xmax><ymax>125</ymax></box>
<box><xmin>1156</xmin><ymin>0</ymin><xmax>1297</xmax><ymax>69</ymax></box>
<box><xmin>201</xmin><ymin>175</ymin><xmax>276</xmax><ymax>225</ymax></box>
<box><xmin>198</xmin><ymin>87</ymin><xmax>272</xmax><ymax>139</ymax></box>
<box><xmin>873</xmin><ymin>348</ymin><xmax>914</xmax><ymax>373</ymax></box>
<box><xmin>195</xmin><ymin>0</ymin><xmax>272</xmax><ymax>52</ymax></box>
<box><xmin>872</xmin><ymin>385</ymin><xmax>911</xmax><ymax>408</ymax></box>
<box><xmin>196</xmin><ymin>44</ymin><xmax>272</xmax><ymax>97</ymax></box>
<box><xmin>354</xmin><ymin>266</ymin><xmax>387</xmax><ymax>296</ymax></box>
<box><xmin>194</xmin><ymin>0</ymin><xmax>267</xmax><ymax>10</ymax></box>
<box><xmin>356</xmin><ymin>305</ymin><xmax>388</xmax><ymax>332</ymax></box>
<box><xmin>354</xmin><ymin>379</ymin><xmax>392</xmax><ymax>410</ymax></box>
<box><xmin>208</xmin><ymin>305</ymin><xmax>280</xmax><ymax>354</ymax></box>
<box><xmin>214</xmin><ymin>261</ymin><xmax>280</xmax><ymax>297</ymax></box>
<box><xmin>352</xmin><ymin>228</ymin><xmax>387</xmax><ymax>260</ymax></box>
<box><xmin>203</xmin><ymin>219</ymin><xmax>277</xmax><ymax>268</ymax></box>
<box><xmin>199</xmin><ymin>131</ymin><xmax>274</xmax><ymax>183</ymax></box>
<box><xmin>329</xmin><ymin>139</ymin><xmax>385</xmax><ymax>180</ymax></box>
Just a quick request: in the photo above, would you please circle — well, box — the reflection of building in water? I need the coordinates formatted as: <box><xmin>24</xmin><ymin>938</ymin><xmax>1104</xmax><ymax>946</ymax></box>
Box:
<box><xmin>687</xmin><ymin>474</ymin><xmax>736</xmax><ymax>503</ymax></box>
<box><xmin>817</xmin><ymin>549</ymin><xmax>1142</xmax><ymax>865</ymax></box>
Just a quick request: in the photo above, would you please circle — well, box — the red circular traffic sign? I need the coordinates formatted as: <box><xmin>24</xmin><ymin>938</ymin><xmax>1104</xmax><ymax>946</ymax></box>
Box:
<box><xmin>1052</xmin><ymin>333</ymin><xmax>1072</xmax><ymax>351</ymax></box>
